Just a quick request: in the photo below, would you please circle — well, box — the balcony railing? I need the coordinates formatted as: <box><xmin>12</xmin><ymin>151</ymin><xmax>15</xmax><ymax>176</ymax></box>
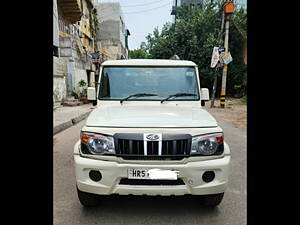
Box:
<box><xmin>58</xmin><ymin>19</ymin><xmax>84</xmax><ymax>53</ymax></box>
<box><xmin>58</xmin><ymin>19</ymin><xmax>81</xmax><ymax>38</ymax></box>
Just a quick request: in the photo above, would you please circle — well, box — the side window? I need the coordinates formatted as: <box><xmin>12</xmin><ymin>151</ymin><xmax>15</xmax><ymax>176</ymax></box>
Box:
<box><xmin>99</xmin><ymin>71</ymin><xmax>110</xmax><ymax>98</ymax></box>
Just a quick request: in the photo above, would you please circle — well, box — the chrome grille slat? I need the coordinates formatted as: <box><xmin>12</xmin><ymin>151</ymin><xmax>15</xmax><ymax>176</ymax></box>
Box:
<box><xmin>143</xmin><ymin>140</ymin><xmax>147</xmax><ymax>155</ymax></box>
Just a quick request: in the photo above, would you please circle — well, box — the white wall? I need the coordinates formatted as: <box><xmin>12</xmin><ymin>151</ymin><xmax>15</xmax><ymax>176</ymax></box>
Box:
<box><xmin>53</xmin><ymin>0</ymin><xmax>59</xmax><ymax>47</ymax></box>
<box><xmin>53</xmin><ymin>77</ymin><xmax>67</xmax><ymax>102</ymax></box>
<box><xmin>53</xmin><ymin>56</ymin><xmax>67</xmax><ymax>103</ymax></box>
<box><xmin>74</xmin><ymin>68</ymin><xmax>88</xmax><ymax>92</ymax></box>
<box><xmin>90</xmin><ymin>72</ymin><xmax>95</xmax><ymax>87</ymax></box>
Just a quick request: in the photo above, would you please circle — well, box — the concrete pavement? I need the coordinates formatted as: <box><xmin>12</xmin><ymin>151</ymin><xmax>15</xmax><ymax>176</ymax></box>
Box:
<box><xmin>53</xmin><ymin>103</ymin><xmax>94</xmax><ymax>135</ymax></box>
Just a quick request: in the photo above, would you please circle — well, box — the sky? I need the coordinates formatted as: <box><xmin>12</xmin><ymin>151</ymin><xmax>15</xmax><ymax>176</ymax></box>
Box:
<box><xmin>97</xmin><ymin>0</ymin><xmax>174</xmax><ymax>50</ymax></box>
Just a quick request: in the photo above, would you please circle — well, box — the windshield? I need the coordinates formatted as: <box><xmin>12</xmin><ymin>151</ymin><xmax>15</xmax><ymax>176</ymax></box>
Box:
<box><xmin>98</xmin><ymin>66</ymin><xmax>200</xmax><ymax>101</ymax></box>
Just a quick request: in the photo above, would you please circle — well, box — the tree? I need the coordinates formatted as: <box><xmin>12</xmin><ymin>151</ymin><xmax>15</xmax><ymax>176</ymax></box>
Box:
<box><xmin>128</xmin><ymin>49</ymin><xmax>150</xmax><ymax>59</ymax></box>
<box><xmin>128</xmin><ymin>43</ymin><xmax>151</xmax><ymax>59</ymax></box>
<box><xmin>144</xmin><ymin>1</ymin><xmax>247</xmax><ymax>96</ymax></box>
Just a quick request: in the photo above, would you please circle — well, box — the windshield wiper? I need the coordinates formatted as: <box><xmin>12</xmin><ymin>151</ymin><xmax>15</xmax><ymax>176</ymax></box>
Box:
<box><xmin>160</xmin><ymin>92</ymin><xmax>197</xmax><ymax>103</ymax></box>
<box><xmin>120</xmin><ymin>93</ymin><xmax>158</xmax><ymax>104</ymax></box>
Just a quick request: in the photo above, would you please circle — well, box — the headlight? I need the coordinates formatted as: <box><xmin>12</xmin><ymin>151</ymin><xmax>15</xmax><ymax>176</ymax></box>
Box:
<box><xmin>80</xmin><ymin>132</ymin><xmax>115</xmax><ymax>155</ymax></box>
<box><xmin>191</xmin><ymin>133</ymin><xmax>224</xmax><ymax>156</ymax></box>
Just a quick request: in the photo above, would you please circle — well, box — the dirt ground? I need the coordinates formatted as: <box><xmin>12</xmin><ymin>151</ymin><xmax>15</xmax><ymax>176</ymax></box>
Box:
<box><xmin>205</xmin><ymin>98</ymin><xmax>247</xmax><ymax>130</ymax></box>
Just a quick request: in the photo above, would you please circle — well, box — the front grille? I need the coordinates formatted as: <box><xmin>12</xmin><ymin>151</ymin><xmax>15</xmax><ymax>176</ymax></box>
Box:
<box><xmin>119</xmin><ymin>178</ymin><xmax>185</xmax><ymax>185</ymax></box>
<box><xmin>114</xmin><ymin>133</ymin><xmax>191</xmax><ymax>160</ymax></box>
<box><xmin>147</xmin><ymin>141</ymin><xmax>159</xmax><ymax>155</ymax></box>
<box><xmin>162</xmin><ymin>140</ymin><xmax>188</xmax><ymax>155</ymax></box>
<box><xmin>120</xmin><ymin>156</ymin><xmax>186</xmax><ymax>161</ymax></box>
<box><xmin>117</xmin><ymin>139</ymin><xmax>145</xmax><ymax>155</ymax></box>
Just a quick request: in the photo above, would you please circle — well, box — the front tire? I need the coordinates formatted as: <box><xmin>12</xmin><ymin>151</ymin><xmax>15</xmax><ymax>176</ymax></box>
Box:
<box><xmin>77</xmin><ymin>187</ymin><xmax>99</xmax><ymax>207</ymax></box>
<box><xmin>202</xmin><ymin>193</ymin><xmax>224</xmax><ymax>207</ymax></box>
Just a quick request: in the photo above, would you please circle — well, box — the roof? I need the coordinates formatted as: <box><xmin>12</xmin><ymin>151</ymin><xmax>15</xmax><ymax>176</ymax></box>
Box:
<box><xmin>101</xmin><ymin>59</ymin><xmax>197</xmax><ymax>66</ymax></box>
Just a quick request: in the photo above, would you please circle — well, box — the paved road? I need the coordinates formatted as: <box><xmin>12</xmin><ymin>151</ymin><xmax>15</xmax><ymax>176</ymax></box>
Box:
<box><xmin>54</xmin><ymin>117</ymin><xmax>246</xmax><ymax>225</ymax></box>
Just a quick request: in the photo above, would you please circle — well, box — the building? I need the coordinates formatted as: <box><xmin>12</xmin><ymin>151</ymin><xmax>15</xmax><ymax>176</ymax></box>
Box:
<box><xmin>53</xmin><ymin>0</ymin><xmax>69</xmax><ymax>106</ymax></box>
<box><xmin>171</xmin><ymin>0</ymin><xmax>203</xmax><ymax>22</ymax></box>
<box><xmin>236</xmin><ymin>0</ymin><xmax>247</xmax><ymax>9</ymax></box>
<box><xmin>95</xmin><ymin>2</ymin><xmax>130</xmax><ymax>60</ymax></box>
<box><xmin>53</xmin><ymin>0</ymin><xmax>59</xmax><ymax>56</ymax></box>
<box><xmin>54</xmin><ymin>0</ymin><xmax>98</xmax><ymax>106</ymax></box>
<box><xmin>76</xmin><ymin>0</ymin><xmax>97</xmax><ymax>89</ymax></box>
<box><xmin>78</xmin><ymin>0</ymin><xmax>96</xmax><ymax>55</ymax></box>
<box><xmin>180</xmin><ymin>0</ymin><xmax>203</xmax><ymax>7</ymax></box>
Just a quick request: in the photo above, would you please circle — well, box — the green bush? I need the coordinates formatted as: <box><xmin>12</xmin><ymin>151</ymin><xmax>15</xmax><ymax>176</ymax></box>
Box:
<box><xmin>78</xmin><ymin>79</ymin><xmax>87</xmax><ymax>87</ymax></box>
<box><xmin>72</xmin><ymin>91</ymin><xmax>79</xmax><ymax>99</ymax></box>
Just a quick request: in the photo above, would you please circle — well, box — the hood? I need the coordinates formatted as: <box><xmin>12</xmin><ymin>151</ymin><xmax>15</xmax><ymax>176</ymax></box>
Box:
<box><xmin>86</xmin><ymin>105</ymin><xmax>218</xmax><ymax>128</ymax></box>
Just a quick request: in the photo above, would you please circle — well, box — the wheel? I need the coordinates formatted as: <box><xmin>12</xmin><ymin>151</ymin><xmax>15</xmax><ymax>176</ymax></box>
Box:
<box><xmin>77</xmin><ymin>187</ymin><xmax>99</xmax><ymax>207</ymax></box>
<box><xmin>202</xmin><ymin>193</ymin><xmax>224</xmax><ymax>207</ymax></box>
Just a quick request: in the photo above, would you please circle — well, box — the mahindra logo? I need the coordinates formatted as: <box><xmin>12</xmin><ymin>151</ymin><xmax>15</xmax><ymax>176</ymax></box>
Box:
<box><xmin>146</xmin><ymin>134</ymin><xmax>160</xmax><ymax>141</ymax></box>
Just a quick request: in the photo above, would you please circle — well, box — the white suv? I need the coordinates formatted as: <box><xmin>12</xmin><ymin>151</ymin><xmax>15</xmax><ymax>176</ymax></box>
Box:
<box><xmin>74</xmin><ymin>59</ymin><xmax>230</xmax><ymax>207</ymax></box>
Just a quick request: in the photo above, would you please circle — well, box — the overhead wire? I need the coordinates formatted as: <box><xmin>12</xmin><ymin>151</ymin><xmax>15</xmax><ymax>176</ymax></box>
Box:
<box><xmin>123</xmin><ymin>1</ymin><xmax>172</xmax><ymax>14</ymax></box>
<box><xmin>97</xmin><ymin>0</ymin><xmax>172</xmax><ymax>17</ymax></box>
<box><xmin>120</xmin><ymin>0</ymin><xmax>171</xmax><ymax>8</ymax></box>
<box><xmin>97</xmin><ymin>0</ymin><xmax>170</xmax><ymax>11</ymax></box>
<box><xmin>96</xmin><ymin>0</ymin><xmax>174</xmax><ymax>49</ymax></box>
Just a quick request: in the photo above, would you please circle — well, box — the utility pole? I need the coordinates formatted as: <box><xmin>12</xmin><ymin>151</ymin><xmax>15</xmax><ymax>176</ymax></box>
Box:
<box><xmin>175</xmin><ymin>0</ymin><xmax>178</xmax><ymax>24</ymax></box>
<box><xmin>220</xmin><ymin>0</ymin><xmax>234</xmax><ymax>108</ymax></box>
<box><xmin>220</xmin><ymin>15</ymin><xmax>229</xmax><ymax>108</ymax></box>
<box><xmin>170</xmin><ymin>0</ymin><xmax>178</xmax><ymax>24</ymax></box>
<box><xmin>211</xmin><ymin>8</ymin><xmax>225</xmax><ymax>108</ymax></box>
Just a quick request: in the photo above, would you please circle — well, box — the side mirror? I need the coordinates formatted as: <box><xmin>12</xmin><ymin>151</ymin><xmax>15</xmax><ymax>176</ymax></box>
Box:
<box><xmin>87</xmin><ymin>87</ymin><xmax>96</xmax><ymax>101</ymax></box>
<box><xmin>201</xmin><ymin>88</ymin><xmax>210</xmax><ymax>106</ymax></box>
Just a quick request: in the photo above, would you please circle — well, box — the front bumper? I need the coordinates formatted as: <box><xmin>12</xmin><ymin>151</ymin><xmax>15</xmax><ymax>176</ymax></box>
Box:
<box><xmin>74</xmin><ymin>143</ymin><xmax>230</xmax><ymax>196</ymax></box>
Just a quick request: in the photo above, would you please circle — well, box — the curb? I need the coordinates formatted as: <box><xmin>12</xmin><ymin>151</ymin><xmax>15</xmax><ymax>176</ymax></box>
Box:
<box><xmin>53</xmin><ymin>111</ymin><xmax>92</xmax><ymax>135</ymax></box>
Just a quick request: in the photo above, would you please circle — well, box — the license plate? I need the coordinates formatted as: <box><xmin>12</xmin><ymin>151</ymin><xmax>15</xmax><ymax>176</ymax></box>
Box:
<box><xmin>127</xmin><ymin>168</ymin><xmax>179</xmax><ymax>180</ymax></box>
<box><xmin>128</xmin><ymin>168</ymin><xmax>150</xmax><ymax>179</ymax></box>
